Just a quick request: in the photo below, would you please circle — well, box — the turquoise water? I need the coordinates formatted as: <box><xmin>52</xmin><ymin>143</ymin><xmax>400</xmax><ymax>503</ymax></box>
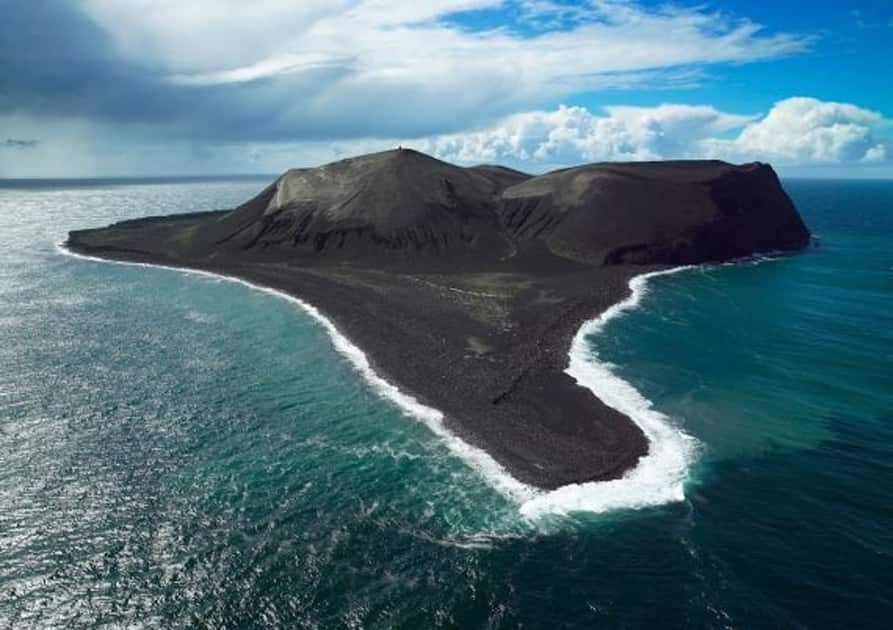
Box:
<box><xmin>1</xmin><ymin>178</ymin><xmax>891</xmax><ymax>628</ymax></box>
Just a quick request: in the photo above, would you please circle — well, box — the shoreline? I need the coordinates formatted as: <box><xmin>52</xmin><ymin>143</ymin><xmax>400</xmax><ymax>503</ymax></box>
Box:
<box><xmin>61</xmin><ymin>154</ymin><xmax>811</xmax><ymax>495</ymax></box>
<box><xmin>59</xmin><ymin>243</ymin><xmax>699</xmax><ymax>516</ymax></box>
<box><xmin>58</xmin><ymin>244</ymin><xmax>540</xmax><ymax>504</ymax></box>
<box><xmin>523</xmin><ymin>267</ymin><xmax>699</xmax><ymax>516</ymax></box>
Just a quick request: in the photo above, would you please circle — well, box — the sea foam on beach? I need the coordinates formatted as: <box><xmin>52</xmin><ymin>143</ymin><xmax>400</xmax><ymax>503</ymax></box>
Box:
<box><xmin>520</xmin><ymin>268</ymin><xmax>699</xmax><ymax>517</ymax></box>
<box><xmin>58</xmin><ymin>246</ymin><xmax>538</xmax><ymax>504</ymax></box>
<box><xmin>60</xmin><ymin>246</ymin><xmax>696</xmax><ymax>517</ymax></box>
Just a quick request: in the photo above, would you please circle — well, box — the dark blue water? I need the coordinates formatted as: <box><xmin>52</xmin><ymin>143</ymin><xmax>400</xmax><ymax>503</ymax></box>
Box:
<box><xmin>593</xmin><ymin>179</ymin><xmax>893</xmax><ymax>627</ymax></box>
<box><xmin>1</xmin><ymin>178</ymin><xmax>890</xmax><ymax>628</ymax></box>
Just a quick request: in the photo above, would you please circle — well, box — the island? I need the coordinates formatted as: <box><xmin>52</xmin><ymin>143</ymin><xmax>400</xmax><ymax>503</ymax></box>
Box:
<box><xmin>66</xmin><ymin>149</ymin><xmax>811</xmax><ymax>490</ymax></box>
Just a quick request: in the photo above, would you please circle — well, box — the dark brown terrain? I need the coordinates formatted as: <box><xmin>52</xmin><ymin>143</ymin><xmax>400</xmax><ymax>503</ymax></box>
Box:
<box><xmin>66</xmin><ymin>149</ymin><xmax>810</xmax><ymax>489</ymax></box>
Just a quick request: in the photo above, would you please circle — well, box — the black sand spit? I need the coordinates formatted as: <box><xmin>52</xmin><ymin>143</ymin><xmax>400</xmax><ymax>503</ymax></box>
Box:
<box><xmin>67</xmin><ymin>149</ymin><xmax>810</xmax><ymax>490</ymax></box>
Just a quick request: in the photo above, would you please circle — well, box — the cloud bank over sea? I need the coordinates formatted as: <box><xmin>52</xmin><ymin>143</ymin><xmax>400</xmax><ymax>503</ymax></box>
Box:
<box><xmin>418</xmin><ymin>97</ymin><xmax>888</xmax><ymax>169</ymax></box>
<box><xmin>1</xmin><ymin>1</ymin><xmax>890</xmax><ymax>177</ymax></box>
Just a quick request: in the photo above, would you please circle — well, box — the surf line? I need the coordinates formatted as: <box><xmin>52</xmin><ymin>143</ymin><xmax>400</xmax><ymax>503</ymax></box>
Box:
<box><xmin>57</xmin><ymin>244</ymin><xmax>537</xmax><ymax>504</ymax></box>
<box><xmin>520</xmin><ymin>267</ymin><xmax>700</xmax><ymax>517</ymax></box>
<box><xmin>59</xmin><ymin>244</ymin><xmax>698</xmax><ymax>517</ymax></box>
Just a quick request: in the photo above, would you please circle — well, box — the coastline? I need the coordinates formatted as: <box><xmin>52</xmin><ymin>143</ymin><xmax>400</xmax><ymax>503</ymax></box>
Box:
<box><xmin>59</xmin><ymin>243</ymin><xmax>698</xmax><ymax>516</ymax></box>
<box><xmin>523</xmin><ymin>268</ymin><xmax>699</xmax><ymax>516</ymax></box>
<box><xmin>60</xmin><ymin>154</ymin><xmax>811</xmax><ymax>496</ymax></box>
<box><xmin>58</xmin><ymin>244</ymin><xmax>540</xmax><ymax>504</ymax></box>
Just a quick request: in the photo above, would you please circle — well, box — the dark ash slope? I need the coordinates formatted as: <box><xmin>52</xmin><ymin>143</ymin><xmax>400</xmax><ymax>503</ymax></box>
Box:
<box><xmin>67</xmin><ymin>149</ymin><xmax>810</xmax><ymax>490</ymax></box>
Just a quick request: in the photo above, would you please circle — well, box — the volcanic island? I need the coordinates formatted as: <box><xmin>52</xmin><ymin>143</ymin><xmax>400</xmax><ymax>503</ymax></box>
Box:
<box><xmin>67</xmin><ymin>149</ymin><xmax>811</xmax><ymax>490</ymax></box>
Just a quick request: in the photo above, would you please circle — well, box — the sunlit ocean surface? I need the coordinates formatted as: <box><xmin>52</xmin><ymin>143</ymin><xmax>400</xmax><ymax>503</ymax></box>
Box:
<box><xmin>1</xmin><ymin>177</ymin><xmax>891</xmax><ymax>628</ymax></box>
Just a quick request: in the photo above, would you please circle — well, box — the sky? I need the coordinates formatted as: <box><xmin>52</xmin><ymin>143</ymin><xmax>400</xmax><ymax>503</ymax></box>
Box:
<box><xmin>1</xmin><ymin>0</ymin><xmax>891</xmax><ymax>178</ymax></box>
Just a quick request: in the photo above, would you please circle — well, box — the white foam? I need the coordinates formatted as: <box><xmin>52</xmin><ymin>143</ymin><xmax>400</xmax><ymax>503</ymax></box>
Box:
<box><xmin>57</xmin><ymin>245</ymin><xmax>538</xmax><ymax>504</ymax></box>
<box><xmin>520</xmin><ymin>267</ymin><xmax>699</xmax><ymax>517</ymax></box>
<box><xmin>59</xmin><ymin>244</ymin><xmax>698</xmax><ymax>518</ymax></box>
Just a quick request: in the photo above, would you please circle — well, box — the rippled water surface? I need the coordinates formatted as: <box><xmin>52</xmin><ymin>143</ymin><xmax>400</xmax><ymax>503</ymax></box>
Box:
<box><xmin>1</xmin><ymin>178</ymin><xmax>891</xmax><ymax>628</ymax></box>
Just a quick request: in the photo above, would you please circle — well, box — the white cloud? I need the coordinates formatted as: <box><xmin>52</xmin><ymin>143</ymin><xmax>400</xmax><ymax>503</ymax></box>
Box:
<box><xmin>82</xmin><ymin>1</ymin><xmax>807</xmax><ymax>77</ymax></box>
<box><xmin>416</xmin><ymin>104</ymin><xmax>752</xmax><ymax>164</ymax></box>
<box><xmin>414</xmin><ymin>97</ymin><xmax>890</xmax><ymax>168</ymax></box>
<box><xmin>77</xmin><ymin>0</ymin><xmax>810</xmax><ymax>139</ymax></box>
<box><xmin>81</xmin><ymin>0</ymin><xmax>341</xmax><ymax>72</ymax></box>
<box><xmin>703</xmin><ymin>97</ymin><xmax>888</xmax><ymax>164</ymax></box>
<box><xmin>4</xmin><ymin>97</ymin><xmax>888</xmax><ymax>178</ymax></box>
<box><xmin>168</xmin><ymin>53</ymin><xmax>354</xmax><ymax>86</ymax></box>
<box><xmin>864</xmin><ymin>144</ymin><xmax>887</xmax><ymax>162</ymax></box>
<box><xmin>6</xmin><ymin>97</ymin><xmax>887</xmax><ymax>178</ymax></box>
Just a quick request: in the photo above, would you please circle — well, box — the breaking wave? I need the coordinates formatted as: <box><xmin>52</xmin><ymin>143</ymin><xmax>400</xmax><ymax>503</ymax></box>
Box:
<box><xmin>520</xmin><ymin>268</ymin><xmax>699</xmax><ymax>517</ymax></box>
<box><xmin>57</xmin><ymin>245</ymin><xmax>537</xmax><ymax>504</ymax></box>
<box><xmin>60</xmin><ymin>245</ymin><xmax>698</xmax><ymax>518</ymax></box>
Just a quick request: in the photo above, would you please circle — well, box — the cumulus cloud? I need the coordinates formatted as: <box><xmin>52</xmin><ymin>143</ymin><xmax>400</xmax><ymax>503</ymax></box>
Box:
<box><xmin>417</xmin><ymin>97</ymin><xmax>890</xmax><ymax>167</ymax></box>
<box><xmin>417</xmin><ymin>104</ymin><xmax>749</xmax><ymax>163</ymax></box>
<box><xmin>702</xmin><ymin>97</ymin><xmax>888</xmax><ymax>163</ymax></box>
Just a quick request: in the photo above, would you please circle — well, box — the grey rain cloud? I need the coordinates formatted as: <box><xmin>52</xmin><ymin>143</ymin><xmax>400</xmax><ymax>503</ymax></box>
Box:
<box><xmin>0</xmin><ymin>1</ymin><xmax>814</xmax><ymax>146</ymax></box>
<box><xmin>0</xmin><ymin>1</ymin><xmax>502</xmax><ymax>142</ymax></box>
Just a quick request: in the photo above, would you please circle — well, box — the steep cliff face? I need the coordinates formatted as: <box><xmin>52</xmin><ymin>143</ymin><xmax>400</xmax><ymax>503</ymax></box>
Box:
<box><xmin>498</xmin><ymin>160</ymin><xmax>810</xmax><ymax>265</ymax></box>
<box><xmin>68</xmin><ymin>150</ymin><xmax>810</xmax><ymax>268</ymax></box>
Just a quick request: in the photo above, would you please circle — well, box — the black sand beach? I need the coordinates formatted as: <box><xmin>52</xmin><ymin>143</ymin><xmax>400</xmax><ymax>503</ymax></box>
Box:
<box><xmin>66</xmin><ymin>149</ymin><xmax>810</xmax><ymax>489</ymax></box>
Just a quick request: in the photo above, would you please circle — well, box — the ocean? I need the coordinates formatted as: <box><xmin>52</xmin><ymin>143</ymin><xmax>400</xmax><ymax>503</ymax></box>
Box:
<box><xmin>1</xmin><ymin>177</ymin><xmax>890</xmax><ymax>628</ymax></box>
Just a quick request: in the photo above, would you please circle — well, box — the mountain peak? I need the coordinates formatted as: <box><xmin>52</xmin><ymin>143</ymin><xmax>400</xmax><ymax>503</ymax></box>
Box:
<box><xmin>69</xmin><ymin>150</ymin><xmax>810</xmax><ymax>269</ymax></box>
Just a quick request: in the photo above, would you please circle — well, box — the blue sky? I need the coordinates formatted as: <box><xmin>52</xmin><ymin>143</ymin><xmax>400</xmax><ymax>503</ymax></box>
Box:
<box><xmin>1</xmin><ymin>0</ymin><xmax>891</xmax><ymax>178</ymax></box>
